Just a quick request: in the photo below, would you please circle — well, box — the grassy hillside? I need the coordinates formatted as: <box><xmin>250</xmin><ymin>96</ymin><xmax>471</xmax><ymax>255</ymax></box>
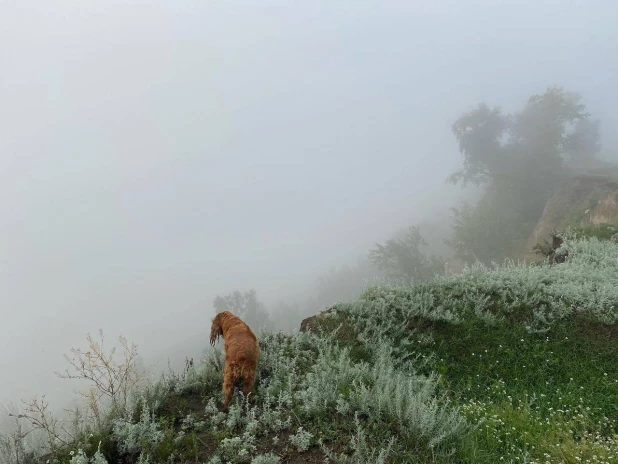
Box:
<box><xmin>4</xmin><ymin>234</ymin><xmax>618</xmax><ymax>464</ymax></box>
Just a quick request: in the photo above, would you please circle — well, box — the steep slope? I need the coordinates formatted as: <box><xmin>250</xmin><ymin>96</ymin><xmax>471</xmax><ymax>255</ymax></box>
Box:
<box><xmin>526</xmin><ymin>171</ymin><xmax>618</xmax><ymax>259</ymax></box>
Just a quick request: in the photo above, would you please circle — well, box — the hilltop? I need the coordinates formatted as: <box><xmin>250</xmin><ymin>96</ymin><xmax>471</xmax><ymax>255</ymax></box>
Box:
<box><xmin>4</xmin><ymin>232</ymin><xmax>618</xmax><ymax>464</ymax></box>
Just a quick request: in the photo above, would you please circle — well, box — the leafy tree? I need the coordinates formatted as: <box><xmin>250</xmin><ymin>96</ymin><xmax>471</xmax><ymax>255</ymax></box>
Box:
<box><xmin>448</xmin><ymin>103</ymin><xmax>509</xmax><ymax>187</ymax></box>
<box><xmin>449</xmin><ymin>87</ymin><xmax>589</xmax><ymax>188</ymax></box>
<box><xmin>213</xmin><ymin>289</ymin><xmax>272</xmax><ymax>332</ymax></box>
<box><xmin>369</xmin><ymin>226</ymin><xmax>442</xmax><ymax>283</ymax></box>
<box><xmin>447</xmin><ymin>86</ymin><xmax>599</xmax><ymax>263</ymax></box>
<box><xmin>564</xmin><ymin>118</ymin><xmax>601</xmax><ymax>161</ymax></box>
<box><xmin>446</xmin><ymin>199</ymin><xmax>531</xmax><ymax>264</ymax></box>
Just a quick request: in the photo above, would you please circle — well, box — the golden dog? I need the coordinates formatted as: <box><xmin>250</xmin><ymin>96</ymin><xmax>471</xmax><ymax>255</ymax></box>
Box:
<box><xmin>209</xmin><ymin>310</ymin><xmax>260</xmax><ymax>411</ymax></box>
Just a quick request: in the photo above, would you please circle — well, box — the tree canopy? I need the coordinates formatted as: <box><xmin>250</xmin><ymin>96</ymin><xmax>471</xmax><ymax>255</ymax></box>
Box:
<box><xmin>369</xmin><ymin>226</ymin><xmax>442</xmax><ymax>283</ymax></box>
<box><xmin>213</xmin><ymin>289</ymin><xmax>272</xmax><ymax>332</ymax></box>
<box><xmin>448</xmin><ymin>86</ymin><xmax>595</xmax><ymax>188</ymax></box>
<box><xmin>446</xmin><ymin>87</ymin><xmax>601</xmax><ymax>264</ymax></box>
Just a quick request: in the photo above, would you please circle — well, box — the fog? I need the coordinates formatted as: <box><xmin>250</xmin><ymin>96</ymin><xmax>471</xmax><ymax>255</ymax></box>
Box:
<box><xmin>1</xmin><ymin>0</ymin><xmax>617</xmax><ymax>414</ymax></box>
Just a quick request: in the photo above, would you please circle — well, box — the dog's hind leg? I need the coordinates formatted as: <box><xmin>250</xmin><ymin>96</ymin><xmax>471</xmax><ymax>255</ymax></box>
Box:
<box><xmin>222</xmin><ymin>363</ymin><xmax>236</xmax><ymax>412</ymax></box>
<box><xmin>242</xmin><ymin>369</ymin><xmax>256</xmax><ymax>399</ymax></box>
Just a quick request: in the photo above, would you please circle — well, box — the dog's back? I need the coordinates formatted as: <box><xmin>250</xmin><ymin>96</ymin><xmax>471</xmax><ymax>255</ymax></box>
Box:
<box><xmin>223</xmin><ymin>317</ymin><xmax>259</xmax><ymax>373</ymax></box>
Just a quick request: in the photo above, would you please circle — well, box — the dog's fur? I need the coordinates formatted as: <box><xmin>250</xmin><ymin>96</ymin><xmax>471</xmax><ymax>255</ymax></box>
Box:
<box><xmin>210</xmin><ymin>310</ymin><xmax>260</xmax><ymax>411</ymax></box>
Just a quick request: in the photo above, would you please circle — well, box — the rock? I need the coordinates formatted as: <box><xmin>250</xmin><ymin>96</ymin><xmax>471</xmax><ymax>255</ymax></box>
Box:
<box><xmin>299</xmin><ymin>315</ymin><xmax>320</xmax><ymax>333</ymax></box>
<box><xmin>526</xmin><ymin>174</ymin><xmax>618</xmax><ymax>258</ymax></box>
<box><xmin>299</xmin><ymin>307</ymin><xmax>336</xmax><ymax>333</ymax></box>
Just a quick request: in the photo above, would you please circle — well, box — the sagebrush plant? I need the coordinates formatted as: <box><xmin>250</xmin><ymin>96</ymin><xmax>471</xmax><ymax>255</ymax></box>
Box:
<box><xmin>359</xmin><ymin>231</ymin><xmax>618</xmax><ymax>331</ymax></box>
<box><xmin>297</xmin><ymin>337</ymin><xmax>466</xmax><ymax>450</ymax></box>
<box><xmin>112</xmin><ymin>399</ymin><xmax>163</xmax><ymax>455</ymax></box>
<box><xmin>320</xmin><ymin>413</ymin><xmax>394</xmax><ymax>464</ymax></box>
<box><xmin>67</xmin><ymin>442</ymin><xmax>107</xmax><ymax>464</ymax></box>
<box><xmin>6</xmin><ymin>234</ymin><xmax>618</xmax><ymax>463</ymax></box>
<box><xmin>288</xmin><ymin>427</ymin><xmax>312</xmax><ymax>452</ymax></box>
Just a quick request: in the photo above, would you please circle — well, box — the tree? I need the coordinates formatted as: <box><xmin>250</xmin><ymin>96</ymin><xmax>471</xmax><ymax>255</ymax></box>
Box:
<box><xmin>449</xmin><ymin>86</ymin><xmax>589</xmax><ymax>189</ymax></box>
<box><xmin>448</xmin><ymin>103</ymin><xmax>509</xmax><ymax>187</ymax></box>
<box><xmin>564</xmin><ymin>118</ymin><xmax>601</xmax><ymax>161</ymax></box>
<box><xmin>213</xmin><ymin>289</ymin><xmax>272</xmax><ymax>332</ymax></box>
<box><xmin>369</xmin><ymin>226</ymin><xmax>442</xmax><ymax>283</ymax></box>
<box><xmin>446</xmin><ymin>199</ymin><xmax>531</xmax><ymax>264</ymax></box>
<box><xmin>447</xmin><ymin>86</ymin><xmax>599</xmax><ymax>263</ymax></box>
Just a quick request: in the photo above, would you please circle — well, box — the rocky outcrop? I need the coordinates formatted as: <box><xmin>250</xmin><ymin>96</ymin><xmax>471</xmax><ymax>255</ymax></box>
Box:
<box><xmin>299</xmin><ymin>307</ymin><xmax>336</xmax><ymax>333</ymax></box>
<box><xmin>299</xmin><ymin>315</ymin><xmax>320</xmax><ymax>333</ymax></box>
<box><xmin>526</xmin><ymin>174</ymin><xmax>618</xmax><ymax>258</ymax></box>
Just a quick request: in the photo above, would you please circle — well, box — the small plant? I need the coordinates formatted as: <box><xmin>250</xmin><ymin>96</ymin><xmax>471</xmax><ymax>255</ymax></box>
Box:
<box><xmin>321</xmin><ymin>414</ymin><xmax>393</xmax><ymax>463</ymax></box>
<box><xmin>56</xmin><ymin>330</ymin><xmax>142</xmax><ymax>416</ymax></box>
<box><xmin>288</xmin><ymin>427</ymin><xmax>313</xmax><ymax>452</ymax></box>
<box><xmin>8</xmin><ymin>395</ymin><xmax>69</xmax><ymax>455</ymax></box>
<box><xmin>250</xmin><ymin>453</ymin><xmax>280</xmax><ymax>464</ymax></box>
<box><xmin>67</xmin><ymin>442</ymin><xmax>107</xmax><ymax>464</ymax></box>
<box><xmin>112</xmin><ymin>399</ymin><xmax>163</xmax><ymax>455</ymax></box>
<box><xmin>0</xmin><ymin>415</ymin><xmax>30</xmax><ymax>464</ymax></box>
<box><xmin>218</xmin><ymin>434</ymin><xmax>257</xmax><ymax>463</ymax></box>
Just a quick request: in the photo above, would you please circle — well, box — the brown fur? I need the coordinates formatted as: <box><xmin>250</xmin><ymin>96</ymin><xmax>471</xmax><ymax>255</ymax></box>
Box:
<box><xmin>210</xmin><ymin>310</ymin><xmax>260</xmax><ymax>412</ymax></box>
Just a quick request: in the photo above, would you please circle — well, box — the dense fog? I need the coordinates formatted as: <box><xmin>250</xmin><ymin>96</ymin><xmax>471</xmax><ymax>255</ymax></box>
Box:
<box><xmin>1</xmin><ymin>0</ymin><xmax>617</xmax><ymax>419</ymax></box>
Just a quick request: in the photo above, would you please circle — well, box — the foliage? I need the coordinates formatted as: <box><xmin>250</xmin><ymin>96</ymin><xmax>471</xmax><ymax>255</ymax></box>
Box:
<box><xmin>449</xmin><ymin>86</ymin><xmax>590</xmax><ymax>188</ymax></box>
<box><xmin>446</xmin><ymin>199</ymin><xmax>531</xmax><ymax>264</ymax></box>
<box><xmin>112</xmin><ymin>400</ymin><xmax>163</xmax><ymax>456</ymax></box>
<box><xmin>567</xmin><ymin>223</ymin><xmax>618</xmax><ymax>241</ymax></box>
<box><xmin>288</xmin><ymin>427</ymin><xmax>313</xmax><ymax>452</ymax></box>
<box><xmin>0</xmin><ymin>413</ymin><xmax>31</xmax><ymax>464</ymax></box>
<box><xmin>249</xmin><ymin>453</ymin><xmax>280</xmax><ymax>464</ymax></box>
<box><xmin>564</xmin><ymin>117</ymin><xmax>601</xmax><ymax>161</ymax></box>
<box><xmin>447</xmin><ymin>86</ymin><xmax>601</xmax><ymax>263</ymax></box>
<box><xmin>8</xmin><ymin>396</ymin><xmax>70</xmax><ymax>456</ymax></box>
<box><xmin>320</xmin><ymin>414</ymin><xmax>394</xmax><ymax>463</ymax></box>
<box><xmin>449</xmin><ymin>103</ymin><xmax>508</xmax><ymax>187</ymax></box>
<box><xmin>56</xmin><ymin>330</ymin><xmax>142</xmax><ymax>415</ymax></box>
<box><xmin>533</xmin><ymin>225</ymin><xmax>618</xmax><ymax>264</ymax></box>
<box><xmin>67</xmin><ymin>443</ymin><xmax>107</xmax><ymax>464</ymax></box>
<box><xmin>369</xmin><ymin>226</ymin><xmax>443</xmax><ymax>283</ymax></box>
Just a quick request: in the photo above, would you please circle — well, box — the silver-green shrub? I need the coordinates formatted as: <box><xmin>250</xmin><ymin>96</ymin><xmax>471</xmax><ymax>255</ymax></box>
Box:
<box><xmin>288</xmin><ymin>427</ymin><xmax>313</xmax><ymax>452</ymax></box>
<box><xmin>250</xmin><ymin>453</ymin><xmax>280</xmax><ymax>464</ymax></box>
<box><xmin>357</xmin><ymin>235</ymin><xmax>618</xmax><ymax>332</ymax></box>
<box><xmin>321</xmin><ymin>413</ymin><xmax>394</xmax><ymax>463</ymax></box>
<box><xmin>298</xmin><ymin>338</ymin><xmax>466</xmax><ymax>449</ymax></box>
<box><xmin>112</xmin><ymin>400</ymin><xmax>163</xmax><ymax>455</ymax></box>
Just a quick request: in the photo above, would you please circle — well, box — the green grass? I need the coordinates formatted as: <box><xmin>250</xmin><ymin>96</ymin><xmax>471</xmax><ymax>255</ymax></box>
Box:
<box><xmin>431</xmin><ymin>319</ymin><xmax>618</xmax><ymax>463</ymax></box>
<box><xmin>312</xmin><ymin>309</ymin><xmax>618</xmax><ymax>463</ymax></box>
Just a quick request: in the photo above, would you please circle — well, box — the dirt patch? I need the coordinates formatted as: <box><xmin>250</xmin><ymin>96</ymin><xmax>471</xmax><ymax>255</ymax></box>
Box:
<box><xmin>190</xmin><ymin>428</ymin><xmax>333</xmax><ymax>463</ymax></box>
<box><xmin>255</xmin><ymin>430</ymin><xmax>328</xmax><ymax>463</ymax></box>
<box><xmin>194</xmin><ymin>431</ymin><xmax>221</xmax><ymax>461</ymax></box>
<box><xmin>158</xmin><ymin>390</ymin><xmax>207</xmax><ymax>423</ymax></box>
